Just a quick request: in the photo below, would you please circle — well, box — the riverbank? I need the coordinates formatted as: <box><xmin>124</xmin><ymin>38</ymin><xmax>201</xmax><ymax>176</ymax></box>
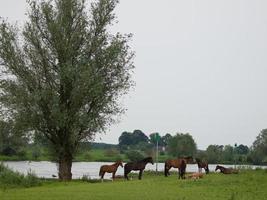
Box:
<box><xmin>0</xmin><ymin>149</ymin><xmax>170</xmax><ymax>163</ymax></box>
<box><xmin>1</xmin><ymin>170</ymin><xmax>267</xmax><ymax>200</ymax></box>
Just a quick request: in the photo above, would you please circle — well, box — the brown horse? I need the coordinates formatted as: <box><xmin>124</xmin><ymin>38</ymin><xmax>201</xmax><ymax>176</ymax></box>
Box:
<box><xmin>195</xmin><ymin>158</ymin><xmax>209</xmax><ymax>174</ymax></box>
<box><xmin>164</xmin><ymin>156</ymin><xmax>194</xmax><ymax>179</ymax></box>
<box><xmin>215</xmin><ymin>165</ymin><xmax>239</xmax><ymax>174</ymax></box>
<box><xmin>99</xmin><ymin>160</ymin><xmax>123</xmax><ymax>181</ymax></box>
<box><xmin>124</xmin><ymin>157</ymin><xmax>154</xmax><ymax>180</ymax></box>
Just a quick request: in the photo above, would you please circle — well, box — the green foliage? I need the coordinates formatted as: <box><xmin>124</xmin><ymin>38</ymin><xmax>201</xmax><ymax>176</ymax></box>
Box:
<box><xmin>149</xmin><ymin>133</ymin><xmax>162</xmax><ymax>145</ymax></box>
<box><xmin>167</xmin><ymin>133</ymin><xmax>197</xmax><ymax>157</ymax></box>
<box><xmin>161</xmin><ymin>133</ymin><xmax>172</xmax><ymax>146</ymax></box>
<box><xmin>0</xmin><ymin>163</ymin><xmax>41</xmax><ymax>188</ymax></box>
<box><xmin>0</xmin><ymin>0</ymin><xmax>134</xmax><ymax>180</ymax></box>
<box><xmin>206</xmin><ymin>145</ymin><xmax>223</xmax><ymax>163</ymax></box>
<box><xmin>125</xmin><ymin>150</ymin><xmax>144</xmax><ymax>161</ymax></box>
<box><xmin>119</xmin><ymin>130</ymin><xmax>149</xmax><ymax>148</ymax></box>
<box><xmin>0</xmin><ymin>120</ymin><xmax>29</xmax><ymax>156</ymax></box>
<box><xmin>250</xmin><ymin>129</ymin><xmax>267</xmax><ymax>164</ymax></box>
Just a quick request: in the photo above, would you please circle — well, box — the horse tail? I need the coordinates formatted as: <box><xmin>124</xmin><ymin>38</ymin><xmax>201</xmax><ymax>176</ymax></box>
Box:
<box><xmin>206</xmin><ymin>164</ymin><xmax>210</xmax><ymax>174</ymax></box>
<box><xmin>164</xmin><ymin>161</ymin><xmax>169</xmax><ymax>177</ymax></box>
<box><xmin>180</xmin><ymin>159</ymin><xmax>186</xmax><ymax>179</ymax></box>
<box><xmin>99</xmin><ymin>166</ymin><xmax>103</xmax><ymax>176</ymax></box>
<box><xmin>124</xmin><ymin>164</ymin><xmax>129</xmax><ymax>179</ymax></box>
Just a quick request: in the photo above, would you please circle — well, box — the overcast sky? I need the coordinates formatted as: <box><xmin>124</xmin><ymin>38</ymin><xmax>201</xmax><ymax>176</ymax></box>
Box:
<box><xmin>1</xmin><ymin>0</ymin><xmax>267</xmax><ymax>149</ymax></box>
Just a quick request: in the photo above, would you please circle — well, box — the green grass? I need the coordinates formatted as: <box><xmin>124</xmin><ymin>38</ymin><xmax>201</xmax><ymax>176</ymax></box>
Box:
<box><xmin>1</xmin><ymin>170</ymin><xmax>267</xmax><ymax>200</ymax></box>
<box><xmin>0</xmin><ymin>163</ymin><xmax>41</xmax><ymax>189</ymax></box>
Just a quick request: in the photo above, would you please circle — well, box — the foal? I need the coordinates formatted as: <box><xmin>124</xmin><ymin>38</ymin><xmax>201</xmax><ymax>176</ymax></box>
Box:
<box><xmin>99</xmin><ymin>160</ymin><xmax>123</xmax><ymax>181</ymax></box>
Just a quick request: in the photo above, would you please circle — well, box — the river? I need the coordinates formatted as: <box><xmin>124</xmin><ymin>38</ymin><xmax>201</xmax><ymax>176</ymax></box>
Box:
<box><xmin>2</xmin><ymin>161</ymin><xmax>266</xmax><ymax>179</ymax></box>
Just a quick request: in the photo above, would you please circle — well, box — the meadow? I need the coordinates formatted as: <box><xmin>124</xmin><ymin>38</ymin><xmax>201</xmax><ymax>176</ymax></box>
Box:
<box><xmin>0</xmin><ymin>169</ymin><xmax>266</xmax><ymax>200</ymax></box>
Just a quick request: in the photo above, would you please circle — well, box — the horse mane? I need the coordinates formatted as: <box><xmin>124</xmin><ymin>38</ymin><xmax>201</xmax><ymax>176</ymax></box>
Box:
<box><xmin>182</xmin><ymin>156</ymin><xmax>193</xmax><ymax>160</ymax></box>
<box><xmin>140</xmin><ymin>157</ymin><xmax>152</xmax><ymax>162</ymax></box>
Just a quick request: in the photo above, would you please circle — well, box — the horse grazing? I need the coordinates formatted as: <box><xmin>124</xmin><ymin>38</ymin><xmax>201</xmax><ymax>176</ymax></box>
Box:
<box><xmin>195</xmin><ymin>158</ymin><xmax>209</xmax><ymax>174</ymax></box>
<box><xmin>124</xmin><ymin>157</ymin><xmax>154</xmax><ymax>180</ymax></box>
<box><xmin>215</xmin><ymin>165</ymin><xmax>239</xmax><ymax>174</ymax></box>
<box><xmin>99</xmin><ymin>160</ymin><xmax>123</xmax><ymax>181</ymax></box>
<box><xmin>164</xmin><ymin>156</ymin><xmax>194</xmax><ymax>179</ymax></box>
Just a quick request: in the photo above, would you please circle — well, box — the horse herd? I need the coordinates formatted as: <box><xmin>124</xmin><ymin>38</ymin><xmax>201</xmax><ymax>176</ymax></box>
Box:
<box><xmin>99</xmin><ymin>156</ymin><xmax>238</xmax><ymax>181</ymax></box>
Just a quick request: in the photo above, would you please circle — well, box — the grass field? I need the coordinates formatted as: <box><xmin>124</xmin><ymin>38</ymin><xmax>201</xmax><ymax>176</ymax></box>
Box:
<box><xmin>1</xmin><ymin>170</ymin><xmax>267</xmax><ymax>200</ymax></box>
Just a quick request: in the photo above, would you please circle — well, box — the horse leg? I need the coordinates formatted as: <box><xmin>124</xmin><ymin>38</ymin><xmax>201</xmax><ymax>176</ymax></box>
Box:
<box><xmin>168</xmin><ymin>166</ymin><xmax>171</xmax><ymax>176</ymax></box>
<box><xmin>198</xmin><ymin>168</ymin><xmax>202</xmax><ymax>173</ymax></box>
<box><xmin>124</xmin><ymin>170</ymin><xmax>130</xmax><ymax>180</ymax></box>
<box><xmin>138</xmin><ymin>170</ymin><xmax>143</xmax><ymax>180</ymax></box>
<box><xmin>101</xmin><ymin>172</ymin><xmax>105</xmax><ymax>182</ymax></box>
<box><xmin>205</xmin><ymin>166</ymin><xmax>209</xmax><ymax>174</ymax></box>
<box><xmin>112</xmin><ymin>172</ymin><xmax>115</xmax><ymax>181</ymax></box>
<box><xmin>164</xmin><ymin>164</ymin><xmax>169</xmax><ymax>177</ymax></box>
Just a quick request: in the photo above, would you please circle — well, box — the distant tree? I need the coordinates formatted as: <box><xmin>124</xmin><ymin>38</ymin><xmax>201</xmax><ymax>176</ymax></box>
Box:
<box><xmin>250</xmin><ymin>129</ymin><xmax>267</xmax><ymax>164</ymax></box>
<box><xmin>236</xmin><ymin>144</ymin><xmax>249</xmax><ymax>155</ymax></box>
<box><xmin>195</xmin><ymin>150</ymin><xmax>208</xmax><ymax>160</ymax></box>
<box><xmin>167</xmin><ymin>133</ymin><xmax>197</xmax><ymax>157</ymax></box>
<box><xmin>132</xmin><ymin>130</ymin><xmax>149</xmax><ymax>144</ymax></box>
<box><xmin>0</xmin><ymin>0</ymin><xmax>134</xmax><ymax>180</ymax></box>
<box><xmin>118</xmin><ymin>131</ymin><xmax>132</xmax><ymax>147</ymax></box>
<box><xmin>206</xmin><ymin>145</ymin><xmax>223</xmax><ymax>163</ymax></box>
<box><xmin>222</xmin><ymin>145</ymin><xmax>234</xmax><ymax>163</ymax></box>
<box><xmin>149</xmin><ymin>132</ymin><xmax>162</xmax><ymax>146</ymax></box>
<box><xmin>118</xmin><ymin>130</ymin><xmax>148</xmax><ymax>149</ymax></box>
<box><xmin>162</xmin><ymin>133</ymin><xmax>172</xmax><ymax>146</ymax></box>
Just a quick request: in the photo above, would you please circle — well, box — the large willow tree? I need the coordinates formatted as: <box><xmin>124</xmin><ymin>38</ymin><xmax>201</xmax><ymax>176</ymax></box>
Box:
<box><xmin>0</xmin><ymin>0</ymin><xmax>134</xmax><ymax>180</ymax></box>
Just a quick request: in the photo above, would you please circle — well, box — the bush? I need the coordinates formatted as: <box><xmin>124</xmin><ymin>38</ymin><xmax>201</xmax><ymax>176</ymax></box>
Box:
<box><xmin>1</xmin><ymin>147</ymin><xmax>16</xmax><ymax>156</ymax></box>
<box><xmin>0</xmin><ymin>162</ymin><xmax>41</xmax><ymax>188</ymax></box>
<box><xmin>16</xmin><ymin>150</ymin><xmax>27</xmax><ymax>160</ymax></box>
<box><xmin>126</xmin><ymin>150</ymin><xmax>144</xmax><ymax>162</ymax></box>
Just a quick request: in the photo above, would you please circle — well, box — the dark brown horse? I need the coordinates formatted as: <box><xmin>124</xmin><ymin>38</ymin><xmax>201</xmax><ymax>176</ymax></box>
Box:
<box><xmin>164</xmin><ymin>156</ymin><xmax>194</xmax><ymax>179</ymax></box>
<box><xmin>99</xmin><ymin>160</ymin><xmax>123</xmax><ymax>181</ymax></box>
<box><xmin>215</xmin><ymin>165</ymin><xmax>239</xmax><ymax>174</ymax></box>
<box><xmin>195</xmin><ymin>158</ymin><xmax>209</xmax><ymax>174</ymax></box>
<box><xmin>179</xmin><ymin>159</ymin><xmax>187</xmax><ymax>179</ymax></box>
<box><xmin>124</xmin><ymin>157</ymin><xmax>154</xmax><ymax>180</ymax></box>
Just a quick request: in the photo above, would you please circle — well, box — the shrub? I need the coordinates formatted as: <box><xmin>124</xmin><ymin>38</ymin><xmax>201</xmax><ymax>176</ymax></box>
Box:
<box><xmin>0</xmin><ymin>162</ymin><xmax>41</xmax><ymax>188</ymax></box>
<box><xmin>126</xmin><ymin>150</ymin><xmax>144</xmax><ymax>162</ymax></box>
<box><xmin>1</xmin><ymin>147</ymin><xmax>16</xmax><ymax>156</ymax></box>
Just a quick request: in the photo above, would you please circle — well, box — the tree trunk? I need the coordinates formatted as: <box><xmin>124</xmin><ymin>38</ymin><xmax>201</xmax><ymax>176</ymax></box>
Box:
<box><xmin>58</xmin><ymin>154</ymin><xmax>72</xmax><ymax>181</ymax></box>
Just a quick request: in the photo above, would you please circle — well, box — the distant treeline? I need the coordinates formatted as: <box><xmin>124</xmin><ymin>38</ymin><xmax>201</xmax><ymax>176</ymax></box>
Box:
<box><xmin>117</xmin><ymin>129</ymin><xmax>267</xmax><ymax>165</ymax></box>
<box><xmin>0</xmin><ymin>118</ymin><xmax>266</xmax><ymax>164</ymax></box>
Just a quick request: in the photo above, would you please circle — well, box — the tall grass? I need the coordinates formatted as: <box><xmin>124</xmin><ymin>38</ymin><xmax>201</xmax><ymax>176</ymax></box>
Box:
<box><xmin>0</xmin><ymin>162</ymin><xmax>41</xmax><ymax>188</ymax></box>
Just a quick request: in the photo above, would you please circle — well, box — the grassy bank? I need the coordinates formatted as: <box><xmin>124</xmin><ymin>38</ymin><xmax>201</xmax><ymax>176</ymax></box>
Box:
<box><xmin>0</xmin><ymin>163</ymin><xmax>41</xmax><ymax>189</ymax></box>
<box><xmin>1</xmin><ymin>170</ymin><xmax>267</xmax><ymax>200</ymax></box>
